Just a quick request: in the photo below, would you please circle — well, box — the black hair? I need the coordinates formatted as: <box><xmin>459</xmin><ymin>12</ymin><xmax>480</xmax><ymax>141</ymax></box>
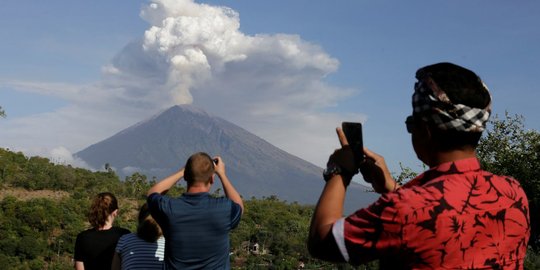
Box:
<box><xmin>415</xmin><ymin>62</ymin><xmax>490</xmax><ymax>150</ymax></box>
<box><xmin>416</xmin><ymin>62</ymin><xmax>491</xmax><ymax>109</ymax></box>
<box><xmin>137</xmin><ymin>203</ymin><xmax>162</xmax><ymax>242</ymax></box>
<box><xmin>429</xmin><ymin>129</ymin><xmax>484</xmax><ymax>151</ymax></box>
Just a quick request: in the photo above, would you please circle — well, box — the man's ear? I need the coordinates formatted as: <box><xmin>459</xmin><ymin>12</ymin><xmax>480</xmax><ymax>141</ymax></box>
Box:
<box><xmin>210</xmin><ymin>175</ymin><xmax>215</xmax><ymax>185</ymax></box>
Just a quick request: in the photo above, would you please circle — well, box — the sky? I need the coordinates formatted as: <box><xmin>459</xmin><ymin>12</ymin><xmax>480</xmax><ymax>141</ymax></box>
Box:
<box><xmin>0</xmin><ymin>0</ymin><xmax>539</xmax><ymax>182</ymax></box>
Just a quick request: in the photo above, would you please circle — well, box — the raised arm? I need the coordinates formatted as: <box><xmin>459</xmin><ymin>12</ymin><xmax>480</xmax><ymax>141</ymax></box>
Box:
<box><xmin>308</xmin><ymin>128</ymin><xmax>354</xmax><ymax>262</ymax></box>
<box><xmin>213</xmin><ymin>156</ymin><xmax>244</xmax><ymax>213</ymax></box>
<box><xmin>147</xmin><ymin>168</ymin><xmax>184</xmax><ymax>196</ymax></box>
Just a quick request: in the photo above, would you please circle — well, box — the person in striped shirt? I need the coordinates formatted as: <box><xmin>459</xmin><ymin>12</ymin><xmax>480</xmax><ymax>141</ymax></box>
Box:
<box><xmin>112</xmin><ymin>203</ymin><xmax>165</xmax><ymax>270</ymax></box>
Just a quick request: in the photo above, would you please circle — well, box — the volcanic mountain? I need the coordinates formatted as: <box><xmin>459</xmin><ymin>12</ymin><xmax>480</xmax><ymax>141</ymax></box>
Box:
<box><xmin>75</xmin><ymin>105</ymin><xmax>377</xmax><ymax>212</ymax></box>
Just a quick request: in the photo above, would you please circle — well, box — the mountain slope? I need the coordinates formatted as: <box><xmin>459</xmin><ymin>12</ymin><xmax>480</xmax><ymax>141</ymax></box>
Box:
<box><xmin>76</xmin><ymin>105</ymin><xmax>377</xmax><ymax>212</ymax></box>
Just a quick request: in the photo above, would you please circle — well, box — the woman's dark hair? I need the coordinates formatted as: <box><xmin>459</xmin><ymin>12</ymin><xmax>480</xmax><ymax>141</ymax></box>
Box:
<box><xmin>137</xmin><ymin>203</ymin><xmax>163</xmax><ymax>242</ymax></box>
<box><xmin>88</xmin><ymin>192</ymin><xmax>118</xmax><ymax>229</ymax></box>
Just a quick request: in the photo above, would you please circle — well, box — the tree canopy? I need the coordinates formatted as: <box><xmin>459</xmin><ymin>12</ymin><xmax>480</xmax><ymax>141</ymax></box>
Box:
<box><xmin>477</xmin><ymin>113</ymin><xmax>540</xmax><ymax>250</ymax></box>
<box><xmin>0</xmin><ymin>148</ymin><xmax>355</xmax><ymax>269</ymax></box>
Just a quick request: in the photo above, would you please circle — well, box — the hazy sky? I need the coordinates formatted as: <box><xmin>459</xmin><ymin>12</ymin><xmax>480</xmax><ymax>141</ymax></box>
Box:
<box><xmin>1</xmin><ymin>0</ymin><xmax>539</xmax><ymax>182</ymax></box>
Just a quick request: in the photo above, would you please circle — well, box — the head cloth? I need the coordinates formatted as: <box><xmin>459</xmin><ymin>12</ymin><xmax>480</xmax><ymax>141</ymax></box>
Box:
<box><xmin>412</xmin><ymin>76</ymin><xmax>491</xmax><ymax>132</ymax></box>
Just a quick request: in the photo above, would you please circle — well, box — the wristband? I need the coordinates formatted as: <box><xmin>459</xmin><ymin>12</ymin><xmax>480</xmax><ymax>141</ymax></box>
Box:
<box><xmin>323</xmin><ymin>145</ymin><xmax>359</xmax><ymax>184</ymax></box>
<box><xmin>323</xmin><ymin>164</ymin><xmax>342</xmax><ymax>182</ymax></box>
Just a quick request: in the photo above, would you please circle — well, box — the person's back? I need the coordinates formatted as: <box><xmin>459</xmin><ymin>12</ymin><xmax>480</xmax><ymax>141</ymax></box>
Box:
<box><xmin>75</xmin><ymin>227</ymin><xmax>131</xmax><ymax>270</ymax></box>
<box><xmin>74</xmin><ymin>192</ymin><xmax>130</xmax><ymax>270</ymax></box>
<box><xmin>115</xmin><ymin>233</ymin><xmax>165</xmax><ymax>269</ymax></box>
<box><xmin>348</xmin><ymin>157</ymin><xmax>529</xmax><ymax>269</ymax></box>
<box><xmin>147</xmin><ymin>153</ymin><xmax>243</xmax><ymax>270</ymax></box>
<box><xmin>113</xmin><ymin>203</ymin><xmax>165</xmax><ymax>270</ymax></box>
<box><xmin>156</xmin><ymin>193</ymin><xmax>240</xmax><ymax>269</ymax></box>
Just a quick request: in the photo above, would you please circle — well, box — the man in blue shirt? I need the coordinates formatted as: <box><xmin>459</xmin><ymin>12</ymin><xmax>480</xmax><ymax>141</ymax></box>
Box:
<box><xmin>147</xmin><ymin>152</ymin><xmax>244</xmax><ymax>269</ymax></box>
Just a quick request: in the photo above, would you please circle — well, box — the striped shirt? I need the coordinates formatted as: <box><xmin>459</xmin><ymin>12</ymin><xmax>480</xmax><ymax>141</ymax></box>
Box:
<box><xmin>115</xmin><ymin>233</ymin><xmax>165</xmax><ymax>270</ymax></box>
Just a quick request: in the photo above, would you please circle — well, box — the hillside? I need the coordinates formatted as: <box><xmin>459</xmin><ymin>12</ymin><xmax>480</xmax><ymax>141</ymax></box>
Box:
<box><xmin>75</xmin><ymin>105</ymin><xmax>378</xmax><ymax>212</ymax></box>
<box><xmin>0</xmin><ymin>148</ymin><xmax>367</xmax><ymax>269</ymax></box>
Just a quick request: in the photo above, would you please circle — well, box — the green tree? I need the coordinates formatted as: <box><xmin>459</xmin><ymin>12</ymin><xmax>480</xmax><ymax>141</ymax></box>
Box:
<box><xmin>124</xmin><ymin>172</ymin><xmax>151</xmax><ymax>199</ymax></box>
<box><xmin>393</xmin><ymin>162</ymin><xmax>420</xmax><ymax>185</ymax></box>
<box><xmin>477</xmin><ymin>113</ymin><xmax>540</xmax><ymax>248</ymax></box>
<box><xmin>0</xmin><ymin>105</ymin><xmax>5</xmax><ymax>118</ymax></box>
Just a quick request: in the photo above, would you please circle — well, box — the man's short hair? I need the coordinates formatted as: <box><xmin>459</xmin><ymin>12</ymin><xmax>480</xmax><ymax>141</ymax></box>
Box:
<box><xmin>414</xmin><ymin>62</ymin><xmax>491</xmax><ymax>150</ymax></box>
<box><xmin>184</xmin><ymin>152</ymin><xmax>215</xmax><ymax>185</ymax></box>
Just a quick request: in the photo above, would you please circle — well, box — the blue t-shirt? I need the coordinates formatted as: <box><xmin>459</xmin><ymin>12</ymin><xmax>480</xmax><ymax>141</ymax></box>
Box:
<box><xmin>147</xmin><ymin>192</ymin><xmax>242</xmax><ymax>270</ymax></box>
<box><xmin>115</xmin><ymin>233</ymin><xmax>165</xmax><ymax>269</ymax></box>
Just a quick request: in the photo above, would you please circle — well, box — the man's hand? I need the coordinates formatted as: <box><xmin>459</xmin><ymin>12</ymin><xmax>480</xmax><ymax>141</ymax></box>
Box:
<box><xmin>213</xmin><ymin>156</ymin><xmax>226</xmax><ymax>178</ymax></box>
<box><xmin>213</xmin><ymin>156</ymin><xmax>244</xmax><ymax>213</ymax></box>
<box><xmin>308</xmin><ymin>127</ymin><xmax>353</xmax><ymax>262</ymax></box>
<box><xmin>329</xmin><ymin>129</ymin><xmax>398</xmax><ymax>193</ymax></box>
<box><xmin>325</xmin><ymin>128</ymin><xmax>360</xmax><ymax>185</ymax></box>
<box><xmin>359</xmin><ymin>148</ymin><xmax>398</xmax><ymax>193</ymax></box>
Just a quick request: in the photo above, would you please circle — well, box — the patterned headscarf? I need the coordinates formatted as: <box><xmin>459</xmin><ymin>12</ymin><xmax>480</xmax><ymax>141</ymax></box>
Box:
<box><xmin>412</xmin><ymin>76</ymin><xmax>491</xmax><ymax>132</ymax></box>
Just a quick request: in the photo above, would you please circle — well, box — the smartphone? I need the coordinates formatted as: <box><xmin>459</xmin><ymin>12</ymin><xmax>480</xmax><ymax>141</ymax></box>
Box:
<box><xmin>342</xmin><ymin>122</ymin><xmax>364</xmax><ymax>166</ymax></box>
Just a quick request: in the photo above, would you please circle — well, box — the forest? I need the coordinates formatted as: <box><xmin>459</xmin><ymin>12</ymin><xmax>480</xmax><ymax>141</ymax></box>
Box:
<box><xmin>0</xmin><ymin>114</ymin><xmax>539</xmax><ymax>269</ymax></box>
<box><xmin>0</xmin><ymin>147</ymin><xmax>362</xmax><ymax>269</ymax></box>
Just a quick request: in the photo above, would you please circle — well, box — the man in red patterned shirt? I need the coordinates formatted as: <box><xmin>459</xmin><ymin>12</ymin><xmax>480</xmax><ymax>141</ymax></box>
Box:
<box><xmin>308</xmin><ymin>62</ymin><xmax>530</xmax><ymax>269</ymax></box>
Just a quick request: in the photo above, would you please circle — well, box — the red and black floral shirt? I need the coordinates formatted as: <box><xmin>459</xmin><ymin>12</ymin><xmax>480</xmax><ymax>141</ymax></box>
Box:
<box><xmin>332</xmin><ymin>157</ymin><xmax>530</xmax><ymax>269</ymax></box>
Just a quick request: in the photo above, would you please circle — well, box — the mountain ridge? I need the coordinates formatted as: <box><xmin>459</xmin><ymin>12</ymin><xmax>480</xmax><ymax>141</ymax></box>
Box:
<box><xmin>76</xmin><ymin>105</ymin><xmax>378</xmax><ymax>212</ymax></box>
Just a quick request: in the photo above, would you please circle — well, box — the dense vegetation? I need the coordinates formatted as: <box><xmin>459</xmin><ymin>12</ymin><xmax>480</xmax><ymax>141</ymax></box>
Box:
<box><xmin>0</xmin><ymin>148</ymin><xmax>360</xmax><ymax>269</ymax></box>
<box><xmin>477</xmin><ymin>114</ymin><xmax>540</xmax><ymax>269</ymax></box>
<box><xmin>0</xmin><ymin>113</ymin><xmax>539</xmax><ymax>269</ymax></box>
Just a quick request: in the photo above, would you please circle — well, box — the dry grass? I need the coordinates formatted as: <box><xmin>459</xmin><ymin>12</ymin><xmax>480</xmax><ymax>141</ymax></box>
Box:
<box><xmin>0</xmin><ymin>186</ymin><xmax>70</xmax><ymax>201</ymax></box>
<box><xmin>0</xmin><ymin>185</ymin><xmax>143</xmax><ymax>230</ymax></box>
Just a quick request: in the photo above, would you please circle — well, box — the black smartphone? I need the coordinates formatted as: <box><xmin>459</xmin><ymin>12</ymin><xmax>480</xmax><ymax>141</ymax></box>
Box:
<box><xmin>342</xmin><ymin>122</ymin><xmax>364</xmax><ymax>166</ymax></box>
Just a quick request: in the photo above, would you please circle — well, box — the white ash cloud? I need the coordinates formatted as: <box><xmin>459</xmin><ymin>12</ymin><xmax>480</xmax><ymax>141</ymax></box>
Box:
<box><xmin>0</xmin><ymin>0</ymin><xmax>364</xmax><ymax>167</ymax></box>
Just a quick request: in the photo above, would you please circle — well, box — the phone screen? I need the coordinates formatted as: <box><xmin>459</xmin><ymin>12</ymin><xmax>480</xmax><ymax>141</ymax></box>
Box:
<box><xmin>342</xmin><ymin>122</ymin><xmax>364</xmax><ymax>165</ymax></box>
